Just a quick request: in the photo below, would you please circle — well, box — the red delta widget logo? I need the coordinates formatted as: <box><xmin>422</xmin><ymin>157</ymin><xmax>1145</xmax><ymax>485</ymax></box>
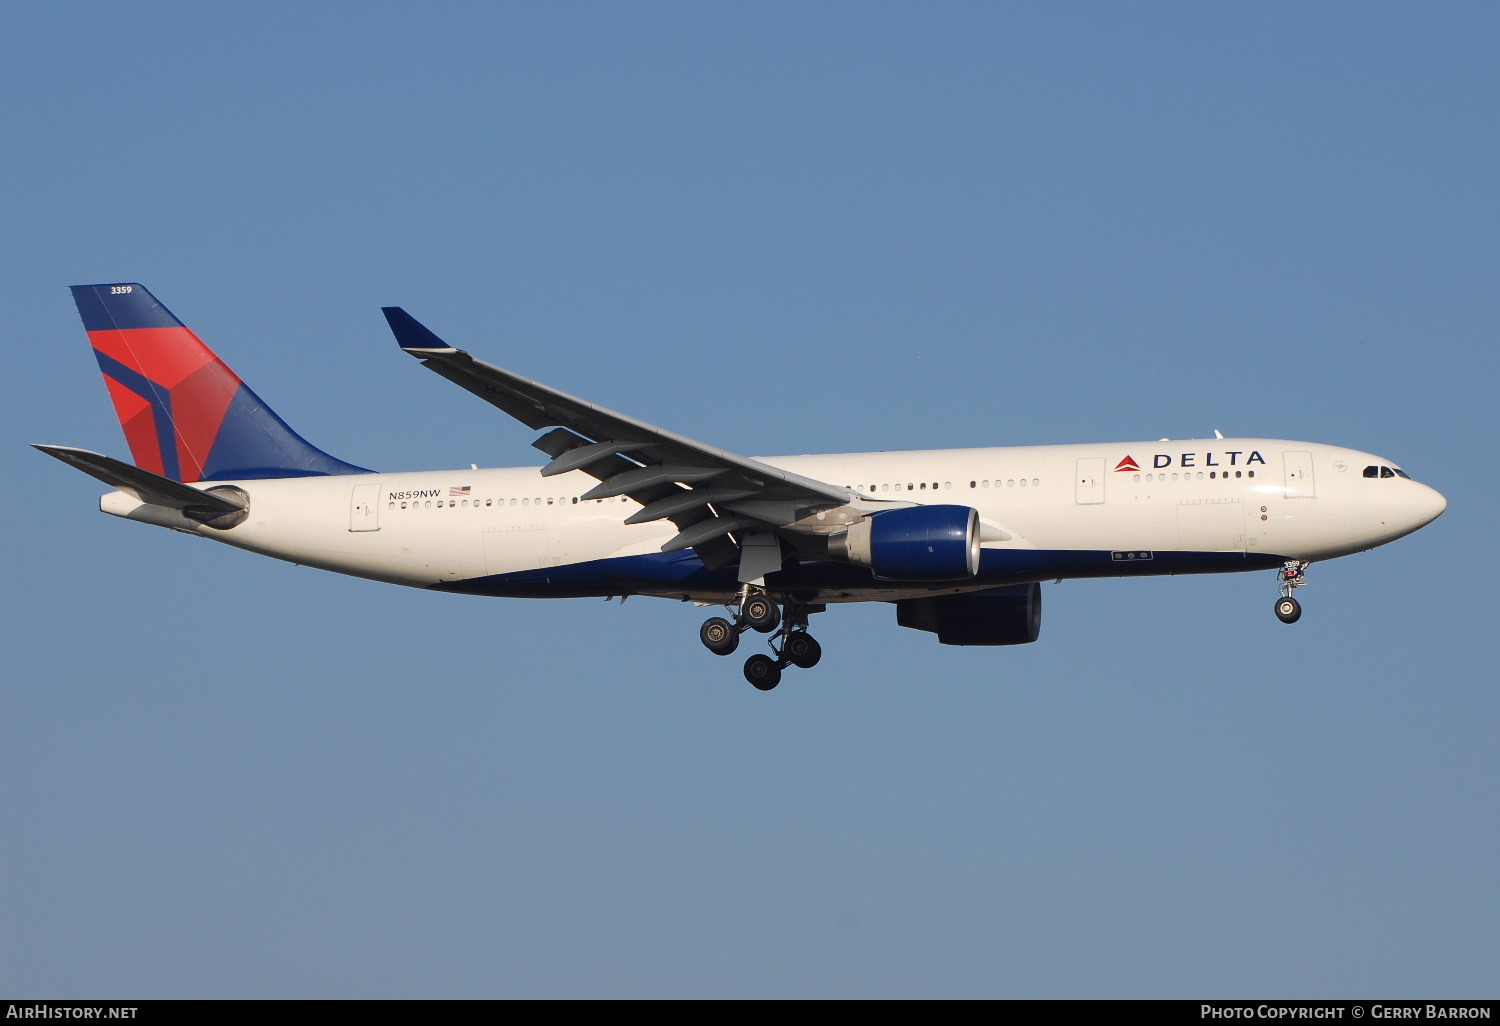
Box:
<box><xmin>1116</xmin><ymin>451</ymin><xmax>1267</xmax><ymax>472</ymax></box>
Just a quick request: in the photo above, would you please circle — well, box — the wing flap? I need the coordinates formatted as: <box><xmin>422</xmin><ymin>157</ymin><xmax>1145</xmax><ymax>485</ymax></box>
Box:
<box><xmin>623</xmin><ymin>486</ymin><xmax>759</xmax><ymax>526</ymax></box>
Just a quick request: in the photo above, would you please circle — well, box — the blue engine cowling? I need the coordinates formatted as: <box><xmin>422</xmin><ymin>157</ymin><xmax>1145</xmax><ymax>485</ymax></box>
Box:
<box><xmin>827</xmin><ymin>504</ymin><xmax>981</xmax><ymax>580</ymax></box>
<box><xmin>895</xmin><ymin>583</ymin><xmax>1042</xmax><ymax>646</ymax></box>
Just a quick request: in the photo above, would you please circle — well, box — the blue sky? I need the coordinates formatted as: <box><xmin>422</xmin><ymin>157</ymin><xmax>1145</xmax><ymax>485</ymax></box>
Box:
<box><xmin>3</xmin><ymin>1</ymin><xmax>1495</xmax><ymax>998</ymax></box>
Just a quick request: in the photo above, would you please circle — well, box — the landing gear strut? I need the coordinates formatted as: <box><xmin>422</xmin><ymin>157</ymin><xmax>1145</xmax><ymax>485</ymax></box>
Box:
<box><xmin>1274</xmin><ymin>561</ymin><xmax>1307</xmax><ymax>624</ymax></box>
<box><xmin>698</xmin><ymin>590</ymin><xmax>823</xmax><ymax>690</ymax></box>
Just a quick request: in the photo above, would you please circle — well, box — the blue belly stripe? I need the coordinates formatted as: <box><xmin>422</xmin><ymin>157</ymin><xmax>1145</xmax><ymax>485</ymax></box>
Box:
<box><xmin>430</xmin><ymin>548</ymin><xmax>1291</xmax><ymax>599</ymax></box>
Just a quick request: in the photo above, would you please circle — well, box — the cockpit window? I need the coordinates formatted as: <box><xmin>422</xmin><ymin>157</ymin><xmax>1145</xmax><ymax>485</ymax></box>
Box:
<box><xmin>1394</xmin><ymin>468</ymin><xmax>1410</xmax><ymax>479</ymax></box>
<box><xmin>1364</xmin><ymin>466</ymin><xmax>1379</xmax><ymax>478</ymax></box>
<box><xmin>1365</xmin><ymin>465</ymin><xmax>1410</xmax><ymax>479</ymax></box>
<box><xmin>1380</xmin><ymin>466</ymin><xmax>1396</xmax><ymax>478</ymax></box>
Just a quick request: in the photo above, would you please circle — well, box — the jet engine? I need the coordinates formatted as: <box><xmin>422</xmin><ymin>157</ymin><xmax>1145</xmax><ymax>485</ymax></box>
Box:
<box><xmin>895</xmin><ymin>583</ymin><xmax>1042</xmax><ymax>646</ymax></box>
<box><xmin>827</xmin><ymin>504</ymin><xmax>981</xmax><ymax>580</ymax></box>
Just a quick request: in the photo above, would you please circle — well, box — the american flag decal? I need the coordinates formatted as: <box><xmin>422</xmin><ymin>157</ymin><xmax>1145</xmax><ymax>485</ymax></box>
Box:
<box><xmin>449</xmin><ymin>485</ymin><xmax>471</xmax><ymax>496</ymax></box>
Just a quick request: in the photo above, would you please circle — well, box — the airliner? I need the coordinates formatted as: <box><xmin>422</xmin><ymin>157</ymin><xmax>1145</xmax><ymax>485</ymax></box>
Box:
<box><xmin>37</xmin><ymin>283</ymin><xmax>1447</xmax><ymax>690</ymax></box>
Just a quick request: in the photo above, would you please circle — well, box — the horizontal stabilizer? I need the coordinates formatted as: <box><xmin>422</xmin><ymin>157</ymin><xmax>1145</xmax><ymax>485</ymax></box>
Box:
<box><xmin>33</xmin><ymin>444</ymin><xmax>247</xmax><ymax>518</ymax></box>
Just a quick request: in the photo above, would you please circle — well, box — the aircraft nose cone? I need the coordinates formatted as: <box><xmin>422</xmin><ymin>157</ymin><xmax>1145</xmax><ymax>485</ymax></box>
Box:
<box><xmin>1370</xmin><ymin>481</ymin><xmax>1447</xmax><ymax>547</ymax></box>
<box><xmin>1392</xmin><ymin>482</ymin><xmax>1447</xmax><ymax>537</ymax></box>
<box><xmin>1416</xmin><ymin>483</ymin><xmax>1448</xmax><ymax>524</ymax></box>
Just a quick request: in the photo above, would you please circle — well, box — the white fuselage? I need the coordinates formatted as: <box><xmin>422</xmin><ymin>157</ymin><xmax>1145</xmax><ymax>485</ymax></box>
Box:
<box><xmin>101</xmin><ymin>438</ymin><xmax>1446</xmax><ymax>604</ymax></box>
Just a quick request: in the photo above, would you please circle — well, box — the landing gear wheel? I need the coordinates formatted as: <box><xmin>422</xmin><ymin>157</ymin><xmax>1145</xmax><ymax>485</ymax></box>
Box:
<box><xmin>784</xmin><ymin>632</ymin><xmax>822</xmax><ymax>669</ymax></box>
<box><xmin>742</xmin><ymin>595</ymin><xmax>780</xmax><ymax>634</ymax></box>
<box><xmin>1275</xmin><ymin>596</ymin><xmax>1302</xmax><ymax>624</ymax></box>
<box><xmin>700</xmin><ymin>616</ymin><xmax>739</xmax><ymax>656</ymax></box>
<box><xmin>744</xmin><ymin>654</ymin><xmax>782</xmax><ymax>690</ymax></box>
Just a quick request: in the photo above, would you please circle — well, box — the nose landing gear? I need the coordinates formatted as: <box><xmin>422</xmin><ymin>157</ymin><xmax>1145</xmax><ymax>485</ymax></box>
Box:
<box><xmin>1274</xmin><ymin>561</ymin><xmax>1308</xmax><ymax>624</ymax></box>
<box><xmin>698</xmin><ymin>590</ymin><xmax>824</xmax><ymax>690</ymax></box>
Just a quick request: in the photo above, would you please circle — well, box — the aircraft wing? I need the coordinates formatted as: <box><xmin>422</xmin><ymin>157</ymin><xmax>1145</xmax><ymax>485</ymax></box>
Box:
<box><xmin>383</xmin><ymin>308</ymin><xmax>855</xmax><ymax>572</ymax></box>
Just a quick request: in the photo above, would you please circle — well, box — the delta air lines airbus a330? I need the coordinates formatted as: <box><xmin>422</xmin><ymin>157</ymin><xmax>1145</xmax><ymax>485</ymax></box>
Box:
<box><xmin>38</xmin><ymin>284</ymin><xmax>1447</xmax><ymax>690</ymax></box>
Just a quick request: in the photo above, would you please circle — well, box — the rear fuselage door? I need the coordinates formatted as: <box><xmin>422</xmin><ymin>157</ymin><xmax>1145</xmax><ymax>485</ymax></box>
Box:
<box><xmin>350</xmin><ymin>482</ymin><xmax>381</xmax><ymax>531</ymax></box>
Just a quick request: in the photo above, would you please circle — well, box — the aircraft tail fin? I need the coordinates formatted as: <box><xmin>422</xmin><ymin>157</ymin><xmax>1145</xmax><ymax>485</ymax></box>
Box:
<box><xmin>69</xmin><ymin>283</ymin><xmax>370</xmax><ymax>482</ymax></box>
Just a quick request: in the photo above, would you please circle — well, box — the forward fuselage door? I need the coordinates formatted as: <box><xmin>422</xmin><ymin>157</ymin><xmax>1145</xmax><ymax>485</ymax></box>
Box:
<box><xmin>1075</xmin><ymin>457</ymin><xmax>1105</xmax><ymax>504</ymax></box>
<box><xmin>1284</xmin><ymin>451</ymin><xmax>1316</xmax><ymax>498</ymax></box>
<box><xmin>350</xmin><ymin>482</ymin><xmax>381</xmax><ymax>531</ymax></box>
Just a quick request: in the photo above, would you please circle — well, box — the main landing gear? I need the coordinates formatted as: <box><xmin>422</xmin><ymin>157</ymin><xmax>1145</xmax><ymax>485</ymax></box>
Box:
<box><xmin>1274</xmin><ymin>561</ymin><xmax>1308</xmax><ymax>624</ymax></box>
<box><xmin>699</xmin><ymin>589</ymin><xmax>822</xmax><ymax>691</ymax></box>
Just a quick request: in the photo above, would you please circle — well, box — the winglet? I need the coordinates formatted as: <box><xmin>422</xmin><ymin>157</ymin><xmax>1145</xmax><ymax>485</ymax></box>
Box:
<box><xmin>382</xmin><ymin>307</ymin><xmax>459</xmax><ymax>355</ymax></box>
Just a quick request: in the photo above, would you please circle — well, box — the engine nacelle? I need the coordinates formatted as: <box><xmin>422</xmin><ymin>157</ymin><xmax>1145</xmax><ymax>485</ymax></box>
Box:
<box><xmin>895</xmin><ymin>583</ymin><xmax>1042</xmax><ymax>646</ymax></box>
<box><xmin>828</xmin><ymin>504</ymin><xmax>981</xmax><ymax>580</ymax></box>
